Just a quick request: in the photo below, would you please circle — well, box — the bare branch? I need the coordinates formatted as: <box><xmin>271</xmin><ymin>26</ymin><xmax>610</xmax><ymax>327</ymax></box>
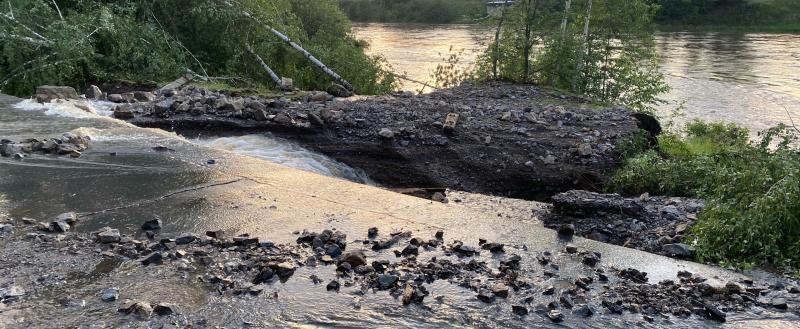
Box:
<box><xmin>1</xmin><ymin>13</ymin><xmax>50</xmax><ymax>42</ymax></box>
<box><xmin>784</xmin><ymin>106</ymin><xmax>800</xmax><ymax>134</ymax></box>
<box><xmin>51</xmin><ymin>0</ymin><xmax>63</xmax><ymax>21</ymax></box>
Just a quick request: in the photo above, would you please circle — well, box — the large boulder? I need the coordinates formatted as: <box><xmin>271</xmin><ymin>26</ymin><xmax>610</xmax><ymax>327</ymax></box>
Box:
<box><xmin>84</xmin><ymin>85</ymin><xmax>103</xmax><ymax>100</ymax></box>
<box><xmin>35</xmin><ymin>86</ymin><xmax>78</xmax><ymax>103</ymax></box>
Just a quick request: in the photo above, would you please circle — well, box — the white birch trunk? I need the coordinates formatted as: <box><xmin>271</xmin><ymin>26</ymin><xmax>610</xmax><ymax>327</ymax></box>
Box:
<box><xmin>246</xmin><ymin>44</ymin><xmax>282</xmax><ymax>87</ymax></box>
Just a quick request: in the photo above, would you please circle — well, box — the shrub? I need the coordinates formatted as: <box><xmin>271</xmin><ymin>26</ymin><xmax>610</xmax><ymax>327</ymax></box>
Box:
<box><xmin>610</xmin><ymin>121</ymin><xmax>800</xmax><ymax>272</ymax></box>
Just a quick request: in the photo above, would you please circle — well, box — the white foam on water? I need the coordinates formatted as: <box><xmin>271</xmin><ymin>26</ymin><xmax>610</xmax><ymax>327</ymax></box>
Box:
<box><xmin>194</xmin><ymin>134</ymin><xmax>375</xmax><ymax>185</ymax></box>
<box><xmin>12</xmin><ymin>99</ymin><xmax>117</xmax><ymax>119</ymax></box>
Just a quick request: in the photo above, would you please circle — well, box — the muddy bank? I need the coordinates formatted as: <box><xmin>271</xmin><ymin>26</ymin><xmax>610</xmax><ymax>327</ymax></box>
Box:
<box><xmin>2</xmin><ymin>214</ymin><xmax>798</xmax><ymax>328</ymax></box>
<box><xmin>117</xmin><ymin>82</ymin><xmax>655</xmax><ymax>200</ymax></box>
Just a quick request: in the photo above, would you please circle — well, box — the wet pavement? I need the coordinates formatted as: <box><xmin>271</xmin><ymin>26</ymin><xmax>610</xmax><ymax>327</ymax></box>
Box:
<box><xmin>1</xmin><ymin>96</ymin><xmax>799</xmax><ymax>328</ymax></box>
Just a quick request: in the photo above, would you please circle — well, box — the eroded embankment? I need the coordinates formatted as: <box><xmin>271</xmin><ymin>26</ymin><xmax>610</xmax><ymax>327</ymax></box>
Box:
<box><xmin>120</xmin><ymin>82</ymin><xmax>658</xmax><ymax>200</ymax></box>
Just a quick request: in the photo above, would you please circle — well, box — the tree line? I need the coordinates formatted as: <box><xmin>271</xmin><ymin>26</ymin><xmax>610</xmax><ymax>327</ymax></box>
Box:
<box><xmin>338</xmin><ymin>0</ymin><xmax>487</xmax><ymax>24</ymax></box>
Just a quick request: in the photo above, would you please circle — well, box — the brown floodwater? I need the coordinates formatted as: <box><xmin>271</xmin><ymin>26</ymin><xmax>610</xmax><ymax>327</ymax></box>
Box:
<box><xmin>352</xmin><ymin>23</ymin><xmax>800</xmax><ymax>133</ymax></box>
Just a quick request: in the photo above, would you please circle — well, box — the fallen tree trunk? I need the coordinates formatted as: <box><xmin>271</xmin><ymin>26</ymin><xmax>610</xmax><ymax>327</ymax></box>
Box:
<box><xmin>245</xmin><ymin>44</ymin><xmax>282</xmax><ymax>87</ymax></box>
<box><xmin>226</xmin><ymin>1</ymin><xmax>354</xmax><ymax>92</ymax></box>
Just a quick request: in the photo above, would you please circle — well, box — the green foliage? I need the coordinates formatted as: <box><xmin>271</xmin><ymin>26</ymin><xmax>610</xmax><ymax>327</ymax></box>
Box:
<box><xmin>476</xmin><ymin>0</ymin><xmax>669</xmax><ymax>113</ymax></box>
<box><xmin>610</xmin><ymin>121</ymin><xmax>800</xmax><ymax>271</ymax></box>
<box><xmin>0</xmin><ymin>0</ymin><xmax>396</xmax><ymax>96</ymax></box>
<box><xmin>338</xmin><ymin>0</ymin><xmax>487</xmax><ymax>24</ymax></box>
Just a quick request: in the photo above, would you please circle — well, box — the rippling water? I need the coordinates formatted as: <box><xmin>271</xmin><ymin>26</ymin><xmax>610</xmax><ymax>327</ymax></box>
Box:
<box><xmin>353</xmin><ymin>23</ymin><xmax>800</xmax><ymax>132</ymax></box>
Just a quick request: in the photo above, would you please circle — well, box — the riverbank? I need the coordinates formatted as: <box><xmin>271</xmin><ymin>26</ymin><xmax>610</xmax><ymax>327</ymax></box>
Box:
<box><xmin>656</xmin><ymin>23</ymin><xmax>800</xmax><ymax>34</ymax></box>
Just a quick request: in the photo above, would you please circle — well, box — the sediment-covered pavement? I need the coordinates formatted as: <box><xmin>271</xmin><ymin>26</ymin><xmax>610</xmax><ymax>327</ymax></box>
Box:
<box><xmin>0</xmin><ymin>94</ymin><xmax>798</xmax><ymax>328</ymax></box>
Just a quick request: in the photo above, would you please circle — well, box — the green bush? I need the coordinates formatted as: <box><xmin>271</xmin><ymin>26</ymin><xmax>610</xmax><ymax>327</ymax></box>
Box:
<box><xmin>610</xmin><ymin>121</ymin><xmax>800</xmax><ymax>272</ymax></box>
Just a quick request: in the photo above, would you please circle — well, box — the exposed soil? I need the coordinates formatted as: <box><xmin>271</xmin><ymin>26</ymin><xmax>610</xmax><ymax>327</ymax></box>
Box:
<box><xmin>117</xmin><ymin>82</ymin><xmax>658</xmax><ymax>200</ymax></box>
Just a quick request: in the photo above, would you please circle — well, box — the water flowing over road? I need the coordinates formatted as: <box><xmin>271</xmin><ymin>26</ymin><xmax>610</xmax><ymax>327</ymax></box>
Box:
<box><xmin>353</xmin><ymin>23</ymin><xmax>800</xmax><ymax>133</ymax></box>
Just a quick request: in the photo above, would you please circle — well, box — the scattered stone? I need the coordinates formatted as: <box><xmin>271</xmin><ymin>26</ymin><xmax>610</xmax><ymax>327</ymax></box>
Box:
<box><xmin>772</xmin><ymin>298</ymin><xmax>788</xmax><ymax>310</ymax></box>
<box><xmin>140</xmin><ymin>252</ymin><xmax>164</xmax><ymax>266</ymax></box>
<box><xmin>491</xmin><ymin>283</ymin><xmax>509</xmax><ymax>298</ymax></box>
<box><xmin>141</xmin><ymin>218</ymin><xmax>162</xmax><ymax>231</ymax></box>
<box><xmin>153</xmin><ymin>303</ymin><xmax>176</xmax><ymax>316</ymax></box>
<box><xmin>367</xmin><ymin>227</ymin><xmax>378</xmax><ymax>238</ymax></box>
<box><xmin>477</xmin><ymin>289</ymin><xmax>496</xmax><ymax>303</ymax></box>
<box><xmin>95</xmin><ymin>227</ymin><xmax>121</xmax><ymax>243</ymax></box>
<box><xmin>119</xmin><ymin>301</ymin><xmax>153</xmax><ymax>319</ymax></box>
<box><xmin>547</xmin><ymin>309</ymin><xmax>564</xmax><ymax>322</ymax></box>
<box><xmin>662</xmin><ymin>243</ymin><xmax>692</xmax><ymax>258</ymax></box>
<box><xmin>340</xmin><ymin>250</ymin><xmax>367</xmax><ymax>267</ymax></box>
<box><xmin>326</xmin><ymin>280</ymin><xmax>341</xmax><ymax>292</ymax></box>
<box><xmin>512</xmin><ymin>305</ymin><xmax>529</xmax><ymax>316</ymax></box>
<box><xmin>565</xmin><ymin>244</ymin><xmax>578</xmax><ymax>253</ymax></box>
<box><xmin>101</xmin><ymin>288</ymin><xmax>119</xmax><ymax>302</ymax></box>
<box><xmin>378</xmin><ymin>128</ymin><xmax>395</xmax><ymax>139</ymax></box>
<box><xmin>377</xmin><ymin>274</ymin><xmax>399</xmax><ymax>290</ymax></box>
<box><xmin>557</xmin><ymin>224</ymin><xmax>575</xmax><ymax>237</ymax></box>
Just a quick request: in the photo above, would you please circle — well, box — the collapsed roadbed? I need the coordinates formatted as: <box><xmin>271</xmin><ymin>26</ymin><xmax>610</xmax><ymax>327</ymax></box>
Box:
<box><xmin>119</xmin><ymin>82</ymin><xmax>657</xmax><ymax>200</ymax></box>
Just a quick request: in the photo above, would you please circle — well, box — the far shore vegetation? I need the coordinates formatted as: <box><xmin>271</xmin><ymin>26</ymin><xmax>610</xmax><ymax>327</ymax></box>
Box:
<box><xmin>339</xmin><ymin>0</ymin><xmax>800</xmax><ymax>33</ymax></box>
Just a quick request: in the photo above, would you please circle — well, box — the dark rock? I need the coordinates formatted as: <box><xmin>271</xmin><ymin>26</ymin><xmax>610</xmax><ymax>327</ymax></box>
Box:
<box><xmin>477</xmin><ymin>289</ymin><xmax>496</xmax><ymax>303</ymax></box>
<box><xmin>435</xmin><ymin>231</ymin><xmax>444</xmax><ymax>240</ymax></box>
<box><xmin>50</xmin><ymin>221</ymin><xmax>70</xmax><ymax>232</ymax></box>
<box><xmin>253</xmin><ymin>268</ymin><xmax>274</xmax><ymax>284</ymax></box>
<box><xmin>140</xmin><ymin>252</ymin><xmax>163</xmax><ymax>266</ymax></box>
<box><xmin>542</xmin><ymin>285</ymin><xmax>555</xmax><ymax>296</ymax></box>
<box><xmin>703</xmin><ymin>302</ymin><xmax>726</xmax><ymax>322</ymax></box>
<box><xmin>565</xmin><ymin>244</ymin><xmax>578</xmax><ymax>253</ymax></box>
<box><xmin>175</xmin><ymin>233</ymin><xmax>197</xmax><ymax>245</ymax></box>
<box><xmin>133</xmin><ymin>91</ymin><xmax>155</xmax><ymax>102</ymax></box>
<box><xmin>340</xmin><ymin>250</ymin><xmax>367</xmax><ymax>267</ymax></box>
<box><xmin>512</xmin><ymin>305</ymin><xmax>529</xmax><ymax>316</ymax></box>
<box><xmin>401</xmin><ymin>245</ymin><xmax>419</xmax><ymax>257</ymax></box>
<box><xmin>141</xmin><ymin>218</ymin><xmax>162</xmax><ymax>231</ymax></box>
<box><xmin>377</xmin><ymin>274</ymin><xmax>399</xmax><ymax>290</ymax></box>
<box><xmin>326</xmin><ymin>280</ymin><xmax>341</xmax><ymax>292</ymax></box>
<box><xmin>481</xmin><ymin>243</ymin><xmax>505</xmax><ymax>253</ymax></box>
<box><xmin>274</xmin><ymin>262</ymin><xmax>296</xmax><ymax>279</ymax></box>
<box><xmin>662</xmin><ymin>243</ymin><xmax>692</xmax><ymax>258</ymax></box>
<box><xmin>573</xmin><ymin>304</ymin><xmax>595</xmax><ymax>317</ymax></box>
<box><xmin>582</xmin><ymin>252</ymin><xmax>600</xmax><ymax>267</ymax></box>
<box><xmin>367</xmin><ymin>227</ymin><xmax>378</xmax><ymax>238</ymax></box>
<box><xmin>557</xmin><ymin>224</ymin><xmax>575</xmax><ymax>237</ymax></box>
<box><xmin>153</xmin><ymin>303</ymin><xmax>176</xmax><ymax>316</ymax></box>
<box><xmin>326</xmin><ymin>244</ymin><xmax>342</xmax><ymax>257</ymax></box>
<box><xmin>205</xmin><ymin>230</ymin><xmax>225</xmax><ymax>239</ymax></box>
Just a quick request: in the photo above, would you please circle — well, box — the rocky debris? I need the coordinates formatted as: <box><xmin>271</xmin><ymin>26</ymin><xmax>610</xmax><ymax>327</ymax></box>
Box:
<box><xmin>540</xmin><ymin>190</ymin><xmax>704</xmax><ymax>259</ymax></box>
<box><xmin>35</xmin><ymin>86</ymin><xmax>78</xmax><ymax>103</ymax></box>
<box><xmin>0</xmin><ymin>133</ymin><xmax>90</xmax><ymax>158</ymax></box>
<box><xmin>123</xmin><ymin>82</ymin><xmax>654</xmax><ymax>200</ymax></box>
<box><xmin>4</xmin><ymin>218</ymin><xmax>798</xmax><ymax>326</ymax></box>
